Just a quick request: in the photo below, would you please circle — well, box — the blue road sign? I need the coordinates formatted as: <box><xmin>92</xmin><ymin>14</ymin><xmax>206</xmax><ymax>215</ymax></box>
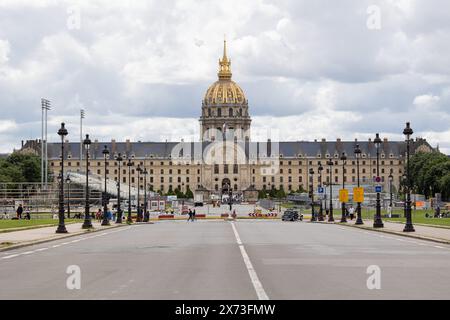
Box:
<box><xmin>318</xmin><ymin>187</ymin><xmax>324</xmax><ymax>194</ymax></box>
<box><xmin>375</xmin><ymin>185</ymin><xmax>382</xmax><ymax>193</ymax></box>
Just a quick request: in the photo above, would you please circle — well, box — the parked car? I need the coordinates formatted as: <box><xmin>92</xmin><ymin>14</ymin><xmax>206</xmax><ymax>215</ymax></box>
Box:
<box><xmin>281</xmin><ymin>210</ymin><xmax>302</xmax><ymax>221</ymax></box>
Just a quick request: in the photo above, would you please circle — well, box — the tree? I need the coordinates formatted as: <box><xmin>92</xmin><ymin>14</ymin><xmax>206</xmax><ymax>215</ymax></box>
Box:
<box><xmin>185</xmin><ymin>186</ymin><xmax>194</xmax><ymax>199</ymax></box>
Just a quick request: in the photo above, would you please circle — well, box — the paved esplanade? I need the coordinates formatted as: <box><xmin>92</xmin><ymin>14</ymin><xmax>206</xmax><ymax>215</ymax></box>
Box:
<box><xmin>0</xmin><ymin>220</ymin><xmax>449</xmax><ymax>299</ymax></box>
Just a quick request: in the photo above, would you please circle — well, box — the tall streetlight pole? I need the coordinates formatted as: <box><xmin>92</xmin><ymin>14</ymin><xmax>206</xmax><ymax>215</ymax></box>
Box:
<box><xmin>136</xmin><ymin>165</ymin><xmax>142</xmax><ymax>222</ymax></box>
<box><xmin>354</xmin><ymin>144</ymin><xmax>364</xmax><ymax>225</ymax></box>
<box><xmin>327</xmin><ymin>159</ymin><xmax>334</xmax><ymax>222</ymax></box>
<box><xmin>66</xmin><ymin>176</ymin><xmax>71</xmax><ymax>219</ymax></box>
<box><xmin>80</xmin><ymin>109</ymin><xmax>85</xmax><ymax>173</ymax></box>
<box><xmin>389</xmin><ymin>169</ymin><xmax>394</xmax><ymax>209</ymax></box>
<box><xmin>403</xmin><ymin>122</ymin><xmax>415</xmax><ymax>232</ymax></box>
<box><xmin>309</xmin><ymin>168</ymin><xmax>315</xmax><ymax>221</ymax></box>
<box><xmin>318</xmin><ymin>162</ymin><xmax>324</xmax><ymax>221</ymax></box>
<box><xmin>41</xmin><ymin>99</ymin><xmax>51</xmax><ymax>189</ymax></box>
<box><xmin>116</xmin><ymin>153</ymin><xmax>123</xmax><ymax>224</ymax></box>
<box><xmin>143</xmin><ymin>168</ymin><xmax>149</xmax><ymax>222</ymax></box>
<box><xmin>373</xmin><ymin>133</ymin><xmax>384</xmax><ymax>228</ymax></box>
<box><xmin>56</xmin><ymin>123</ymin><xmax>68</xmax><ymax>234</ymax></box>
<box><xmin>101</xmin><ymin>145</ymin><xmax>110</xmax><ymax>226</ymax></box>
<box><xmin>340</xmin><ymin>152</ymin><xmax>347</xmax><ymax>223</ymax></box>
<box><xmin>127</xmin><ymin>158</ymin><xmax>133</xmax><ymax>223</ymax></box>
<box><xmin>82</xmin><ymin>134</ymin><xmax>93</xmax><ymax>229</ymax></box>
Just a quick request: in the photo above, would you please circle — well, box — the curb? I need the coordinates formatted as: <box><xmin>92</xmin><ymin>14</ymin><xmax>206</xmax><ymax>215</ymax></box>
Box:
<box><xmin>316</xmin><ymin>221</ymin><xmax>450</xmax><ymax>245</ymax></box>
<box><xmin>0</xmin><ymin>221</ymin><xmax>79</xmax><ymax>234</ymax></box>
<box><xmin>0</xmin><ymin>224</ymin><xmax>126</xmax><ymax>253</ymax></box>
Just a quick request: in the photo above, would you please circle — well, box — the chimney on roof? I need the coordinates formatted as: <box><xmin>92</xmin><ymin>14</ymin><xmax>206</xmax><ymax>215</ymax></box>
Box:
<box><xmin>21</xmin><ymin>140</ymin><xmax>24</xmax><ymax>148</ymax></box>
<box><xmin>336</xmin><ymin>138</ymin><xmax>341</xmax><ymax>143</ymax></box>
<box><xmin>321</xmin><ymin>138</ymin><xmax>326</xmax><ymax>142</ymax></box>
<box><xmin>111</xmin><ymin>139</ymin><xmax>116</xmax><ymax>154</ymax></box>
<box><xmin>383</xmin><ymin>138</ymin><xmax>388</xmax><ymax>143</ymax></box>
<box><xmin>355</xmin><ymin>138</ymin><xmax>358</xmax><ymax>142</ymax></box>
<box><xmin>368</xmin><ymin>138</ymin><xmax>371</xmax><ymax>142</ymax></box>
<box><xmin>314</xmin><ymin>139</ymin><xmax>317</xmax><ymax>142</ymax></box>
<box><xmin>126</xmin><ymin>139</ymin><xmax>131</xmax><ymax>154</ymax></box>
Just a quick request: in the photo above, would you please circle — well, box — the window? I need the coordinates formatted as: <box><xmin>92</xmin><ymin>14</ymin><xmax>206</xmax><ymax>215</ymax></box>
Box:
<box><xmin>224</xmin><ymin>165</ymin><xmax>229</xmax><ymax>174</ymax></box>
<box><xmin>229</xmin><ymin>108</ymin><xmax>233</xmax><ymax>117</ymax></box>
<box><xmin>218</xmin><ymin>109</ymin><xmax>222</xmax><ymax>117</ymax></box>
<box><xmin>214</xmin><ymin>164</ymin><xmax>219</xmax><ymax>174</ymax></box>
<box><xmin>233</xmin><ymin>164</ymin><xmax>238</xmax><ymax>174</ymax></box>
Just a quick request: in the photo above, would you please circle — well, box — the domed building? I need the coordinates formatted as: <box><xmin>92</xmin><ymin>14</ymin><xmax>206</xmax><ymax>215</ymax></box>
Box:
<box><xmin>200</xmin><ymin>40</ymin><xmax>251</xmax><ymax>142</ymax></box>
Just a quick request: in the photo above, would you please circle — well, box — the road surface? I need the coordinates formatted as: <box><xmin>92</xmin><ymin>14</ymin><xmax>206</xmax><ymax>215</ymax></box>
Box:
<box><xmin>1</xmin><ymin>220</ymin><xmax>449</xmax><ymax>299</ymax></box>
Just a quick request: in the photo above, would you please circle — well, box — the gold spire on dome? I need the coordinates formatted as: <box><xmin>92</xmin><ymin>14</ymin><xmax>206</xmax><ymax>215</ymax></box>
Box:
<box><xmin>218</xmin><ymin>39</ymin><xmax>232</xmax><ymax>80</ymax></box>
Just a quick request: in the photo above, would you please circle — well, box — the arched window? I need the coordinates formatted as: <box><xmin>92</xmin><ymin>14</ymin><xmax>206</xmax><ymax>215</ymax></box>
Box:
<box><xmin>218</xmin><ymin>108</ymin><xmax>222</xmax><ymax>117</ymax></box>
<box><xmin>208</xmin><ymin>109</ymin><xmax>211</xmax><ymax>117</ymax></box>
<box><xmin>229</xmin><ymin>108</ymin><xmax>233</xmax><ymax>117</ymax></box>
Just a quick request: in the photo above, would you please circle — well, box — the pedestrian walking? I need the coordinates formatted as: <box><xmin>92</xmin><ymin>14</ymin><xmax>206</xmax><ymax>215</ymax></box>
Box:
<box><xmin>193</xmin><ymin>209</ymin><xmax>196</xmax><ymax>221</ymax></box>
<box><xmin>188</xmin><ymin>209</ymin><xmax>193</xmax><ymax>222</ymax></box>
<box><xmin>387</xmin><ymin>204</ymin><xmax>393</xmax><ymax>218</ymax></box>
<box><xmin>349</xmin><ymin>206</ymin><xmax>355</xmax><ymax>220</ymax></box>
<box><xmin>16</xmin><ymin>204</ymin><xmax>23</xmax><ymax>219</ymax></box>
<box><xmin>25</xmin><ymin>208</ymin><xmax>31</xmax><ymax>220</ymax></box>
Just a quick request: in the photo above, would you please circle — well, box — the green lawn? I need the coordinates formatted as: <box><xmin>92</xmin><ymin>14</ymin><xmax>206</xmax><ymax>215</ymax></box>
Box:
<box><xmin>0</xmin><ymin>219</ymin><xmax>77</xmax><ymax>231</ymax></box>
<box><xmin>360</xmin><ymin>209</ymin><xmax>450</xmax><ymax>227</ymax></box>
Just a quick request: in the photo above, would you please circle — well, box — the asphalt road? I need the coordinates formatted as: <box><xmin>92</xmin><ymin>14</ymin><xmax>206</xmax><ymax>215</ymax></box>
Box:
<box><xmin>0</xmin><ymin>220</ymin><xmax>449</xmax><ymax>300</ymax></box>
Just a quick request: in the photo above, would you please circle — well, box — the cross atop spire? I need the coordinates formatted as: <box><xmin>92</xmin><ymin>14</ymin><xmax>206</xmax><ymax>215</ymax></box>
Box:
<box><xmin>218</xmin><ymin>39</ymin><xmax>232</xmax><ymax>80</ymax></box>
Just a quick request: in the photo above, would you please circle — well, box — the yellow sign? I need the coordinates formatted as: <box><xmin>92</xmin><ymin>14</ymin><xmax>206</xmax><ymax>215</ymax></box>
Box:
<box><xmin>353</xmin><ymin>187</ymin><xmax>364</xmax><ymax>203</ymax></box>
<box><xmin>339</xmin><ymin>189</ymin><xmax>349</xmax><ymax>203</ymax></box>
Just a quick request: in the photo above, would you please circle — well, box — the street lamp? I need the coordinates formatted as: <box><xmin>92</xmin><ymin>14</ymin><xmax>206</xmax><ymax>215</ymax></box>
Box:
<box><xmin>309</xmin><ymin>168</ymin><xmax>316</xmax><ymax>221</ymax></box>
<box><xmin>354</xmin><ymin>144</ymin><xmax>364</xmax><ymax>225</ymax></box>
<box><xmin>66</xmin><ymin>176</ymin><xmax>71</xmax><ymax>219</ymax></box>
<box><xmin>116</xmin><ymin>153</ymin><xmax>123</xmax><ymax>224</ymax></box>
<box><xmin>403</xmin><ymin>122</ymin><xmax>415</xmax><ymax>232</ymax></box>
<box><xmin>101</xmin><ymin>145</ymin><xmax>110</xmax><ymax>226</ymax></box>
<box><xmin>56</xmin><ymin>123</ymin><xmax>68</xmax><ymax>234</ymax></box>
<box><xmin>143</xmin><ymin>168</ymin><xmax>149</xmax><ymax>222</ymax></box>
<box><xmin>327</xmin><ymin>159</ymin><xmax>334</xmax><ymax>222</ymax></box>
<box><xmin>340</xmin><ymin>152</ymin><xmax>347</xmax><ymax>223</ymax></box>
<box><xmin>127</xmin><ymin>157</ymin><xmax>133</xmax><ymax>223</ymax></box>
<box><xmin>389</xmin><ymin>168</ymin><xmax>393</xmax><ymax>212</ymax></box>
<box><xmin>136</xmin><ymin>165</ymin><xmax>142</xmax><ymax>222</ymax></box>
<box><xmin>373</xmin><ymin>133</ymin><xmax>384</xmax><ymax>228</ymax></box>
<box><xmin>82</xmin><ymin>134</ymin><xmax>93</xmax><ymax>229</ymax></box>
<box><xmin>318</xmin><ymin>162</ymin><xmax>324</xmax><ymax>221</ymax></box>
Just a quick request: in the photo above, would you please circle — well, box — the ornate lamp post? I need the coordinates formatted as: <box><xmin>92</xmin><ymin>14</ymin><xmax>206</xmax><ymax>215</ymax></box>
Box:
<box><xmin>340</xmin><ymin>152</ymin><xmax>347</xmax><ymax>223</ymax></box>
<box><xmin>309</xmin><ymin>168</ymin><xmax>316</xmax><ymax>221</ymax></box>
<box><xmin>116</xmin><ymin>153</ymin><xmax>123</xmax><ymax>224</ymax></box>
<box><xmin>82</xmin><ymin>134</ymin><xmax>93</xmax><ymax>229</ymax></box>
<box><xmin>403</xmin><ymin>122</ymin><xmax>415</xmax><ymax>232</ymax></box>
<box><xmin>354</xmin><ymin>144</ymin><xmax>364</xmax><ymax>225</ymax></box>
<box><xmin>101</xmin><ymin>145</ymin><xmax>110</xmax><ymax>226</ymax></box>
<box><xmin>56</xmin><ymin>123</ymin><xmax>68</xmax><ymax>233</ymax></box>
<box><xmin>127</xmin><ymin>157</ymin><xmax>133</xmax><ymax>223</ymax></box>
<box><xmin>318</xmin><ymin>162</ymin><xmax>324</xmax><ymax>221</ymax></box>
<box><xmin>65</xmin><ymin>176</ymin><xmax>71</xmax><ymax>219</ymax></box>
<box><xmin>136</xmin><ymin>165</ymin><xmax>142</xmax><ymax>222</ymax></box>
<box><xmin>373</xmin><ymin>133</ymin><xmax>384</xmax><ymax>228</ymax></box>
<box><xmin>327</xmin><ymin>159</ymin><xmax>334</xmax><ymax>222</ymax></box>
<box><xmin>143</xmin><ymin>168</ymin><xmax>149</xmax><ymax>222</ymax></box>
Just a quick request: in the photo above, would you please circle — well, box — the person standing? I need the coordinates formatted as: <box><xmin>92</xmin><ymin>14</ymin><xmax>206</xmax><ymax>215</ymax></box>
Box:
<box><xmin>188</xmin><ymin>209</ymin><xmax>193</xmax><ymax>222</ymax></box>
<box><xmin>349</xmin><ymin>205</ymin><xmax>355</xmax><ymax>220</ymax></box>
<box><xmin>16</xmin><ymin>204</ymin><xmax>23</xmax><ymax>219</ymax></box>
<box><xmin>387</xmin><ymin>204</ymin><xmax>393</xmax><ymax>218</ymax></box>
<box><xmin>193</xmin><ymin>209</ymin><xmax>196</xmax><ymax>221</ymax></box>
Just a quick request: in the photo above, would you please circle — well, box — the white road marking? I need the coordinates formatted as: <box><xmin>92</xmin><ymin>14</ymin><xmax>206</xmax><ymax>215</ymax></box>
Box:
<box><xmin>230</xmin><ymin>222</ymin><xmax>269</xmax><ymax>300</ymax></box>
<box><xmin>1</xmin><ymin>254</ymin><xmax>19</xmax><ymax>260</ymax></box>
<box><xmin>22</xmin><ymin>251</ymin><xmax>33</xmax><ymax>255</ymax></box>
<box><xmin>35</xmin><ymin>248</ymin><xmax>49</xmax><ymax>252</ymax></box>
<box><xmin>434</xmin><ymin>246</ymin><xmax>444</xmax><ymax>249</ymax></box>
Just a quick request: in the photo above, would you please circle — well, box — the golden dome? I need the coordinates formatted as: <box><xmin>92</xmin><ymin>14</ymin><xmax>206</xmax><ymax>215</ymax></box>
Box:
<box><xmin>203</xmin><ymin>40</ymin><xmax>247</xmax><ymax>106</ymax></box>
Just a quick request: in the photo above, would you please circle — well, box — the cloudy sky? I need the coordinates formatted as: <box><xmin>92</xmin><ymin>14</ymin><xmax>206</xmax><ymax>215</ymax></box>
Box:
<box><xmin>0</xmin><ymin>0</ymin><xmax>449</xmax><ymax>153</ymax></box>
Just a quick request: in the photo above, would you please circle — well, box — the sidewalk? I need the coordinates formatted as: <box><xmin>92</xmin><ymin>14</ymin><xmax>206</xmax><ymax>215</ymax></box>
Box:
<box><xmin>0</xmin><ymin>221</ymin><xmax>123</xmax><ymax>252</ymax></box>
<box><xmin>336</xmin><ymin>219</ymin><xmax>450</xmax><ymax>244</ymax></box>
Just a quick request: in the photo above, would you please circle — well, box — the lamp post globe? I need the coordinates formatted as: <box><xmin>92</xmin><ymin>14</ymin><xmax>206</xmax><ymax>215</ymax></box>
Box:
<box><xmin>340</xmin><ymin>152</ymin><xmax>347</xmax><ymax>223</ymax></box>
<box><xmin>373</xmin><ymin>133</ymin><xmax>384</xmax><ymax>228</ymax></box>
<box><xmin>326</xmin><ymin>159</ymin><xmax>334</xmax><ymax>222</ymax></box>
<box><xmin>116</xmin><ymin>153</ymin><xmax>123</xmax><ymax>224</ymax></box>
<box><xmin>403</xmin><ymin>122</ymin><xmax>415</xmax><ymax>232</ymax></box>
<box><xmin>354</xmin><ymin>144</ymin><xmax>364</xmax><ymax>225</ymax></box>
<box><xmin>82</xmin><ymin>134</ymin><xmax>93</xmax><ymax>229</ymax></box>
<box><xmin>318</xmin><ymin>162</ymin><xmax>324</xmax><ymax>221</ymax></box>
<box><xmin>56</xmin><ymin>123</ymin><xmax>68</xmax><ymax>234</ymax></box>
<box><xmin>101</xmin><ymin>145</ymin><xmax>110</xmax><ymax>226</ymax></box>
<box><xmin>309</xmin><ymin>168</ymin><xmax>316</xmax><ymax>221</ymax></box>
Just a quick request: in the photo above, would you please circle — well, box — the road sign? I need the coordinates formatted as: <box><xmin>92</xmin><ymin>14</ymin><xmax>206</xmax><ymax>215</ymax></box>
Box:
<box><xmin>375</xmin><ymin>185</ymin><xmax>382</xmax><ymax>193</ymax></box>
<box><xmin>318</xmin><ymin>187</ymin><xmax>324</xmax><ymax>194</ymax></box>
<box><xmin>353</xmin><ymin>187</ymin><xmax>364</xmax><ymax>203</ymax></box>
<box><xmin>339</xmin><ymin>189</ymin><xmax>349</xmax><ymax>203</ymax></box>
<box><xmin>375</xmin><ymin>176</ymin><xmax>381</xmax><ymax>183</ymax></box>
